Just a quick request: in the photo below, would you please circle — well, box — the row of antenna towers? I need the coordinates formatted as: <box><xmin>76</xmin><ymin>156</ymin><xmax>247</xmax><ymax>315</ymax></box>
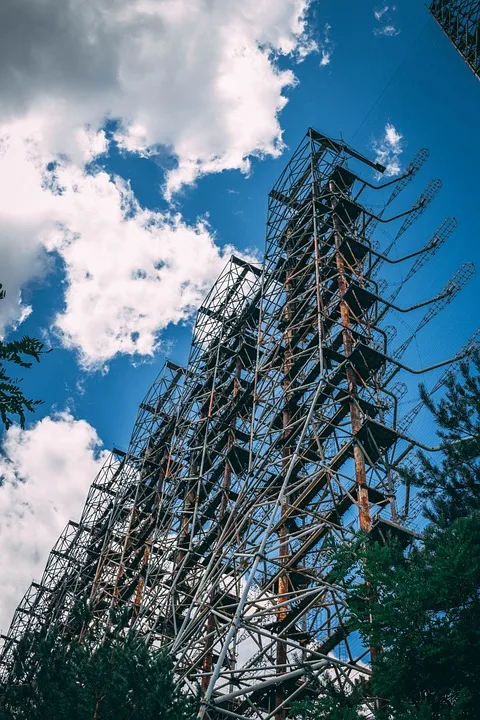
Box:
<box><xmin>0</xmin><ymin>127</ymin><xmax>476</xmax><ymax>719</ymax></box>
<box><xmin>2</xmin><ymin>3</ymin><xmax>479</xmax><ymax>716</ymax></box>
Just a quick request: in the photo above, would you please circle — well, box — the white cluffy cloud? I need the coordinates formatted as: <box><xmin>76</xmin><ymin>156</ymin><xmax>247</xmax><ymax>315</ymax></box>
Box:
<box><xmin>0</xmin><ymin>0</ymin><xmax>315</xmax><ymax>363</ymax></box>
<box><xmin>374</xmin><ymin>24</ymin><xmax>400</xmax><ymax>37</ymax></box>
<box><xmin>0</xmin><ymin>413</ymin><xmax>108</xmax><ymax>632</ymax></box>
<box><xmin>0</xmin><ymin>126</ymin><xmax>240</xmax><ymax>368</ymax></box>
<box><xmin>319</xmin><ymin>23</ymin><xmax>334</xmax><ymax>67</ymax></box>
<box><xmin>374</xmin><ymin>5</ymin><xmax>390</xmax><ymax>21</ymax></box>
<box><xmin>0</xmin><ymin>0</ymin><xmax>315</xmax><ymax>194</ymax></box>
<box><xmin>373</xmin><ymin>4</ymin><xmax>400</xmax><ymax>36</ymax></box>
<box><xmin>372</xmin><ymin>122</ymin><xmax>404</xmax><ymax>177</ymax></box>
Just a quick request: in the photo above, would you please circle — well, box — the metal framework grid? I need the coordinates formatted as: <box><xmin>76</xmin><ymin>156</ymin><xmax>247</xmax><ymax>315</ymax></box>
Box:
<box><xmin>1</xmin><ymin>129</ymin><xmax>477</xmax><ymax>719</ymax></box>
<box><xmin>430</xmin><ymin>0</ymin><xmax>480</xmax><ymax>79</ymax></box>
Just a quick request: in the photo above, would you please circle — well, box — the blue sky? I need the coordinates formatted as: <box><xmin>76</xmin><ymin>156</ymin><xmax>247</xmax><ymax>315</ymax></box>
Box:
<box><xmin>0</xmin><ymin>0</ymin><xmax>479</xmax><ymax>628</ymax></box>
<box><xmin>15</xmin><ymin>0</ymin><xmax>480</xmax><ymax>449</ymax></box>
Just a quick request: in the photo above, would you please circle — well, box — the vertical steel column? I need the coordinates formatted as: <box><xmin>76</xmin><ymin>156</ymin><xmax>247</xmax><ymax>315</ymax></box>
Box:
<box><xmin>201</xmin><ymin>355</ymin><xmax>243</xmax><ymax>694</ymax></box>
<box><xmin>275</xmin><ymin>253</ymin><xmax>295</xmax><ymax>720</ymax></box>
<box><xmin>329</xmin><ymin>180</ymin><xmax>372</xmax><ymax>533</ymax></box>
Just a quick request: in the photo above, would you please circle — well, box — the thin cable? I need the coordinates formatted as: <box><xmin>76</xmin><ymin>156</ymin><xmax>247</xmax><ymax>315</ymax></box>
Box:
<box><xmin>352</xmin><ymin>17</ymin><xmax>431</xmax><ymax>143</ymax></box>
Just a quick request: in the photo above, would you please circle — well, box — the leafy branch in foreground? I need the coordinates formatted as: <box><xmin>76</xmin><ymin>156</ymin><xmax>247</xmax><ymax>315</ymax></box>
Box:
<box><xmin>0</xmin><ymin>284</ymin><xmax>48</xmax><ymax>429</ymax></box>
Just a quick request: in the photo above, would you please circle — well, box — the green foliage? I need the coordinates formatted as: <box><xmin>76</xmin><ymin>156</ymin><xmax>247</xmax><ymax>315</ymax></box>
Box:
<box><xmin>0</xmin><ymin>284</ymin><xmax>47</xmax><ymax>429</ymax></box>
<box><xmin>360</xmin><ymin>518</ymin><xmax>480</xmax><ymax>718</ymax></box>
<box><xmin>291</xmin><ymin>518</ymin><xmax>480</xmax><ymax>720</ymax></box>
<box><xmin>401</xmin><ymin>350</ymin><xmax>480</xmax><ymax>528</ymax></box>
<box><xmin>0</xmin><ymin>623</ymin><xmax>198</xmax><ymax>720</ymax></box>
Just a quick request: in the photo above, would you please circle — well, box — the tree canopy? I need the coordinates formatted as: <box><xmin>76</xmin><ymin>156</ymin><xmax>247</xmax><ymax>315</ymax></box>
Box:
<box><xmin>0</xmin><ymin>623</ymin><xmax>198</xmax><ymax>720</ymax></box>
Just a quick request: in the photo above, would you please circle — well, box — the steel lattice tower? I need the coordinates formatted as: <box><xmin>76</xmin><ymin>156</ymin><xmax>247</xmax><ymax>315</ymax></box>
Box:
<box><xmin>1</xmin><ymin>129</ymin><xmax>477</xmax><ymax>719</ymax></box>
<box><xmin>430</xmin><ymin>0</ymin><xmax>480</xmax><ymax>79</ymax></box>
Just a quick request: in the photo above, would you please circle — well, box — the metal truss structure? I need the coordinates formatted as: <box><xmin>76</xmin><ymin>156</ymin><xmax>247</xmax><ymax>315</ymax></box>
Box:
<box><xmin>1</xmin><ymin>129</ymin><xmax>477</xmax><ymax>719</ymax></box>
<box><xmin>430</xmin><ymin>0</ymin><xmax>480</xmax><ymax>79</ymax></box>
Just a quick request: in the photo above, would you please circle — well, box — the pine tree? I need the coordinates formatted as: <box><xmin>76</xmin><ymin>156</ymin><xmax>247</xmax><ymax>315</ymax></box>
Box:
<box><xmin>356</xmin><ymin>517</ymin><xmax>480</xmax><ymax>719</ymax></box>
<box><xmin>402</xmin><ymin>349</ymin><xmax>480</xmax><ymax>528</ymax></box>
<box><xmin>0</xmin><ymin>284</ymin><xmax>47</xmax><ymax>429</ymax></box>
<box><xmin>0</xmin><ymin>620</ymin><xmax>198</xmax><ymax>720</ymax></box>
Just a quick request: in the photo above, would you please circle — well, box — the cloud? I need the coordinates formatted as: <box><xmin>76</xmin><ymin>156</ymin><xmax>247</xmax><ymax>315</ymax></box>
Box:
<box><xmin>372</xmin><ymin>122</ymin><xmax>404</xmax><ymax>177</ymax></box>
<box><xmin>53</xmin><ymin>204</ymin><xmax>238</xmax><ymax>369</ymax></box>
<box><xmin>0</xmin><ymin>123</ymin><xmax>51</xmax><ymax>335</ymax></box>
<box><xmin>373</xmin><ymin>4</ymin><xmax>400</xmax><ymax>37</ymax></box>
<box><xmin>0</xmin><ymin>0</ymin><xmax>314</xmax><ymax>360</ymax></box>
<box><xmin>319</xmin><ymin>23</ymin><xmax>334</xmax><ymax>67</ymax></box>
<box><xmin>374</xmin><ymin>24</ymin><xmax>400</xmax><ymax>37</ymax></box>
<box><xmin>374</xmin><ymin>5</ymin><xmax>390</xmax><ymax>21</ymax></box>
<box><xmin>0</xmin><ymin>0</ymin><xmax>315</xmax><ymax>193</ymax></box>
<box><xmin>0</xmin><ymin>118</ymin><xmax>111</xmax><ymax>335</ymax></box>
<box><xmin>0</xmin><ymin>412</ymin><xmax>108</xmax><ymax>632</ymax></box>
<box><xmin>43</xmin><ymin>163</ymin><xmax>240</xmax><ymax>368</ymax></box>
<box><xmin>0</xmin><ymin>126</ymin><xmax>245</xmax><ymax>367</ymax></box>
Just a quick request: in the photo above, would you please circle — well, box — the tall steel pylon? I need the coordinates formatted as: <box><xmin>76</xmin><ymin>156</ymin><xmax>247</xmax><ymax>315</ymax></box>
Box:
<box><xmin>430</xmin><ymin>0</ymin><xmax>480</xmax><ymax>80</ymax></box>
<box><xmin>0</xmin><ymin>129</ymin><xmax>476</xmax><ymax>718</ymax></box>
